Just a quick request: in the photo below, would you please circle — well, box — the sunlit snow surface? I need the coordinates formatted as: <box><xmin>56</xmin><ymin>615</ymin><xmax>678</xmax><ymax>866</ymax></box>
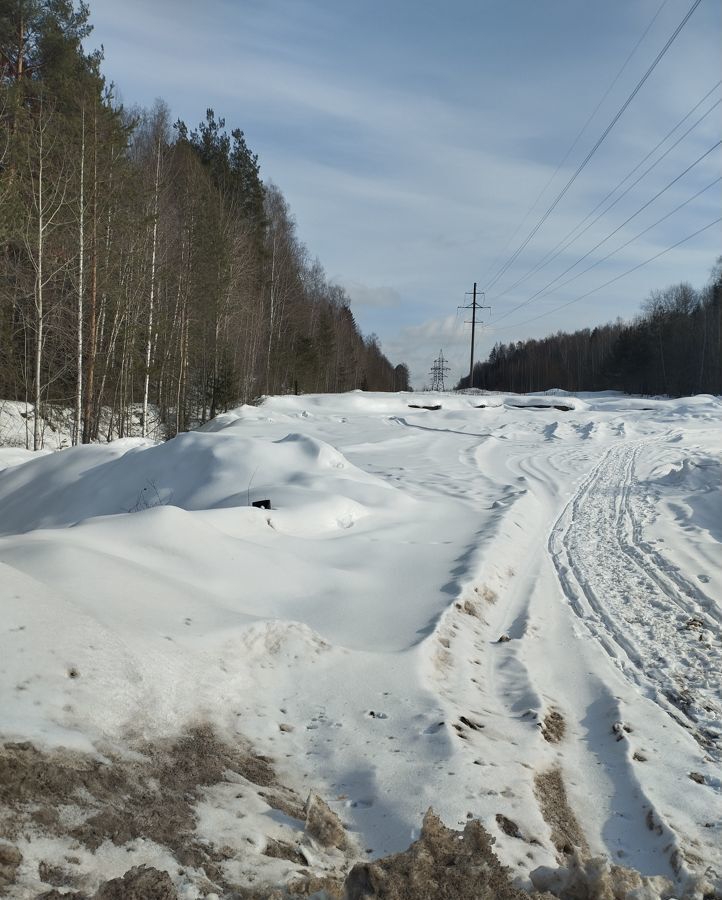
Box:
<box><xmin>1</xmin><ymin>391</ymin><xmax>720</xmax><ymax>888</ymax></box>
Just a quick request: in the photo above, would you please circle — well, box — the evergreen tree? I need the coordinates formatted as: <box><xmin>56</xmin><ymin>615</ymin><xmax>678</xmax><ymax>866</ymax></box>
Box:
<box><xmin>1</xmin><ymin>0</ymin><xmax>408</xmax><ymax>448</ymax></box>
<box><xmin>459</xmin><ymin>266</ymin><xmax>721</xmax><ymax>397</ymax></box>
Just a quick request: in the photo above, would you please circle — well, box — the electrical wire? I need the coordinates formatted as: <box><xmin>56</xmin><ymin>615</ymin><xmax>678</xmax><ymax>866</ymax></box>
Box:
<box><xmin>494</xmin><ymin>140</ymin><xmax>721</xmax><ymax>323</ymax></box>
<box><xmin>500</xmin><ymin>177</ymin><xmax>721</xmax><ymax>323</ymax></box>
<box><xmin>479</xmin><ymin>0</ymin><xmax>671</xmax><ymax>289</ymax></box>
<box><xmin>489</xmin><ymin>217</ymin><xmax>721</xmax><ymax>334</ymax></box>
<box><xmin>491</xmin><ymin>86</ymin><xmax>721</xmax><ymax>304</ymax></box>
<box><xmin>483</xmin><ymin>0</ymin><xmax>704</xmax><ymax>295</ymax></box>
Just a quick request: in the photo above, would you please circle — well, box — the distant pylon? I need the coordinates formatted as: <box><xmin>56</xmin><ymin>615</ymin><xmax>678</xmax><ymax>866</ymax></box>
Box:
<box><xmin>429</xmin><ymin>349</ymin><xmax>450</xmax><ymax>392</ymax></box>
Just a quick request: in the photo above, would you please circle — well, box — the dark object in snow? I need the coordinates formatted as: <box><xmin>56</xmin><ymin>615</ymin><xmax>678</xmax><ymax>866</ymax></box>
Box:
<box><xmin>495</xmin><ymin>813</ymin><xmax>523</xmax><ymax>839</ymax></box>
<box><xmin>459</xmin><ymin>715</ymin><xmax>483</xmax><ymax>731</ymax></box>
<box><xmin>495</xmin><ymin>633</ymin><xmax>511</xmax><ymax>643</ymax></box>
<box><xmin>689</xmin><ymin>771</ymin><xmax>705</xmax><ymax>784</ymax></box>
<box><xmin>252</xmin><ymin>499</ymin><xmax>272</xmax><ymax>510</ymax></box>
<box><xmin>612</xmin><ymin>721</ymin><xmax>632</xmax><ymax>741</ymax></box>
<box><xmin>508</xmin><ymin>403</ymin><xmax>573</xmax><ymax>412</ymax></box>
<box><xmin>407</xmin><ymin>404</ymin><xmax>442</xmax><ymax>411</ymax></box>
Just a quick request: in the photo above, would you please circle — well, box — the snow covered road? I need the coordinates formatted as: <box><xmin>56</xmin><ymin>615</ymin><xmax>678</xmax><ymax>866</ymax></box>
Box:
<box><xmin>1</xmin><ymin>390</ymin><xmax>720</xmax><ymax>896</ymax></box>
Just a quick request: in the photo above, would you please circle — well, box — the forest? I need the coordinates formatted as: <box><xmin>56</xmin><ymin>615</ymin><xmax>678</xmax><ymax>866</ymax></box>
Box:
<box><xmin>458</xmin><ymin>266</ymin><xmax>721</xmax><ymax>396</ymax></box>
<box><xmin>0</xmin><ymin>0</ymin><xmax>410</xmax><ymax>449</ymax></box>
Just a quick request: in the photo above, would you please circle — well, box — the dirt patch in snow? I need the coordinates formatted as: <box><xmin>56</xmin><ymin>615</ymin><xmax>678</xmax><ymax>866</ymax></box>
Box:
<box><xmin>93</xmin><ymin>864</ymin><xmax>177</xmax><ymax>899</ymax></box>
<box><xmin>0</xmin><ymin>731</ymin><xmax>701</xmax><ymax>900</ymax></box>
<box><xmin>1</xmin><ymin>726</ymin><xmax>275</xmax><ymax>850</ymax></box>
<box><xmin>534</xmin><ymin>768</ymin><xmax>589</xmax><ymax>858</ymax></box>
<box><xmin>541</xmin><ymin>710</ymin><xmax>566</xmax><ymax>744</ymax></box>
<box><xmin>344</xmin><ymin>808</ymin><xmax>545</xmax><ymax>900</ymax></box>
<box><xmin>303</xmin><ymin>793</ymin><xmax>348</xmax><ymax>851</ymax></box>
<box><xmin>0</xmin><ymin>726</ymin><xmax>339</xmax><ymax>897</ymax></box>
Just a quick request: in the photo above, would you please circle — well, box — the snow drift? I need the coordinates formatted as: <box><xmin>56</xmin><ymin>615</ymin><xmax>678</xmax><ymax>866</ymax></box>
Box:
<box><xmin>0</xmin><ymin>390</ymin><xmax>719</xmax><ymax>898</ymax></box>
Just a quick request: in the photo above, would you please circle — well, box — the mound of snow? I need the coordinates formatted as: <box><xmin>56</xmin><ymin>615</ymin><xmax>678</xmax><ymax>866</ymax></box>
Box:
<box><xmin>649</xmin><ymin>455</ymin><xmax>720</xmax><ymax>491</ymax></box>
<box><xmin>0</xmin><ymin>447</ymin><xmax>52</xmax><ymax>472</ymax></box>
<box><xmin>0</xmin><ymin>430</ymin><xmax>395</xmax><ymax>536</ymax></box>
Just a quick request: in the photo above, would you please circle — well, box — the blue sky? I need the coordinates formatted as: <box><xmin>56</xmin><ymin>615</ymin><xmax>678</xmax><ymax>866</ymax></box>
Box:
<box><xmin>87</xmin><ymin>0</ymin><xmax>721</xmax><ymax>387</ymax></box>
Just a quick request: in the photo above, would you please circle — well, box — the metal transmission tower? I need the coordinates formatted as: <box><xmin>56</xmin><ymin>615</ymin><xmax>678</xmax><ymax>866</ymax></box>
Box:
<box><xmin>429</xmin><ymin>350</ymin><xmax>450</xmax><ymax>392</ymax></box>
<box><xmin>459</xmin><ymin>283</ymin><xmax>491</xmax><ymax>389</ymax></box>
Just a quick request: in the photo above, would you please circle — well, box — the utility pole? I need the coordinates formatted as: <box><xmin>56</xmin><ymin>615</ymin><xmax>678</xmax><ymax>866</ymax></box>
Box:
<box><xmin>459</xmin><ymin>283</ymin><xmax>491</xmax><ymax>389</ymax></box>
<box><xmin>429</xmin><ymin>349</ymin><xmax>450</xmax><ymax>392</ymax></box>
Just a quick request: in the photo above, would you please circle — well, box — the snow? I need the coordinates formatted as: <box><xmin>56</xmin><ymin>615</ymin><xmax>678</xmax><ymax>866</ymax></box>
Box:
<box><xmin>0</xmin><ymin>398</ymin><xmax>165</xmax><ymax>453</ymax></box>
<box><xmin>0</xmin><ymin>389</ymin><xmax>720</xmax><ymax>895</ymax></box>
<box><xmin>0</xmin><ymin>400</ymin><xmax>67</xmax><ymax>450</ymax></box>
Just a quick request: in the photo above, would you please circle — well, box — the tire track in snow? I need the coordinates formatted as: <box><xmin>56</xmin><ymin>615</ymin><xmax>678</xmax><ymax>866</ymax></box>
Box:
<box><xmin>549</xmin><ymin>441</ymin><xmax>722</xmax><ymax>757</ymax></box>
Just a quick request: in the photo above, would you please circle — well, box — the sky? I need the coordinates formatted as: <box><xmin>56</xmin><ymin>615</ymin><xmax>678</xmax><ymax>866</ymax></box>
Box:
<box><xmin>86</xmin><ymin>0</ymin><xmax>721</xmax><ymax>388</ymax></box>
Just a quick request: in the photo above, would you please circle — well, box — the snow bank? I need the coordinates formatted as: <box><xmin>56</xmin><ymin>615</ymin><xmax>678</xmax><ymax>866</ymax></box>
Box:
<box><xmin>0</xmin><ymin>390</ymin><xmax>720</xmax><ymax>895</ymax></box>
<box><xmin>0</xmin><ymin>429</ymin><xmax>397</xmax><ymax>536</ymax></box>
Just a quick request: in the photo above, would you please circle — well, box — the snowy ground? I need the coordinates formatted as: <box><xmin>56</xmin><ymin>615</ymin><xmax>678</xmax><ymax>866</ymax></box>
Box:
<box><xmin>0</xmin><ymin>390</ymin><xmax>719</xmax><ymax>897</ymax></box>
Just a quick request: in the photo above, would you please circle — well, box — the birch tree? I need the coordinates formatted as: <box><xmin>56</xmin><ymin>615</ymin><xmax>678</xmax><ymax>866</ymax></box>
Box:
<box><xmin>22</xmin><ymin>94</ymin><xmax>68</xmax><ymax>449</ymax></box>
<box><xmin>73</xmin><ymin>102</ymin><xmax>84</xmax><ymax>444</ymax></box>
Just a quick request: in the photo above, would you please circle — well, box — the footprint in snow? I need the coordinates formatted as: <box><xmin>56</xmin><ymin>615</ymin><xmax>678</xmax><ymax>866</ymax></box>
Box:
<box><xmin>422</xmin><ymin>721</ymin><xmax>445</xmax><ymax>735</ymax></box>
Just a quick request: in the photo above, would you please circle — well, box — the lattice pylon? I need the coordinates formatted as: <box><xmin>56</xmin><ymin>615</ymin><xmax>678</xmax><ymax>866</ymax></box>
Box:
<box><xmin>429</xmin><ymin>349</ymin><xmax>450</xmax><ymax>392</ymax></box>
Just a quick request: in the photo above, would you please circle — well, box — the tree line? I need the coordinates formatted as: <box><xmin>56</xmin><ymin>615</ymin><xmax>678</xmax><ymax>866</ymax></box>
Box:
<box><xmin>0</xmin><ymin>0</ymin><xmax>410</xmax><ymax>449</ymax></box>
<box><xmin>457</xmin><ymin>264</ymin><xmax>721</xmax><ymax>396</ymax></box>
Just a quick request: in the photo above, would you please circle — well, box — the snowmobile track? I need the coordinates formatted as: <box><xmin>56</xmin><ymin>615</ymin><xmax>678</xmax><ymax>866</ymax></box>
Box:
<box><xmin>549</xmin><ymin>441</ymin><xmax>722</xmax><ymax>757</ymax></box>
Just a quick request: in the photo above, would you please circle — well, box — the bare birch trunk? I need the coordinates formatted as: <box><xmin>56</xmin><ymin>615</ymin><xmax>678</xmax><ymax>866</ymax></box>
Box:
<box><xmin>33</xmin><ymin>118</ymin><xmax>44</xmax><ymax>451</ymax></box>
<box><xmin>265</xmin><ymin>233</ymin><xmax>276</xmax><ymax>394</ymax></box>
<box><xmin>74</xmin><ymin>106</ymin><xmax>85</xmax><ymax>446</ymax></box>
<box><xmin>83</xmin><ymin>111</ymin><xmax>99</xmax><ymax>443</ymax></box>
<box><xmin>142</xmin><ymin>136</ymin><xmax>161</xmax><ymax>438</ymax></box>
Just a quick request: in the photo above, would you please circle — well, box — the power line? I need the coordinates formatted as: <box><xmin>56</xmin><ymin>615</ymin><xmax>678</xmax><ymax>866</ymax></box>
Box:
<box><xmin>498</xmin><ymin>177</ymin><xmax>720</xmax><ymax>324</ymax></box>
<box><xmin>489</xmin><ymin>217</ymin><xmax>721</xmax><ymax>334</ymax></box>
<box><xmin>484</xmin><ymin>0</ymin><xmax>704</xmax><ymax>295</ymax></box>
<box><xmin>458</xmin><ymin>283</ymin><xmax>491</xmax><ymax>388</ymax></box>
<box><xmin>479</xmin><ymin>0</ymin><xmax>671</xmax><ymax>289</ymax></box>
<box><xmin>491</xmin><ymin>87</ymin><xmax>721</xmax><ymax>305</ymax></box>
<box><xmin>494</xmin><ymin>141</ymin><xmax>721</xmax><ymax>324</ymax></box>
